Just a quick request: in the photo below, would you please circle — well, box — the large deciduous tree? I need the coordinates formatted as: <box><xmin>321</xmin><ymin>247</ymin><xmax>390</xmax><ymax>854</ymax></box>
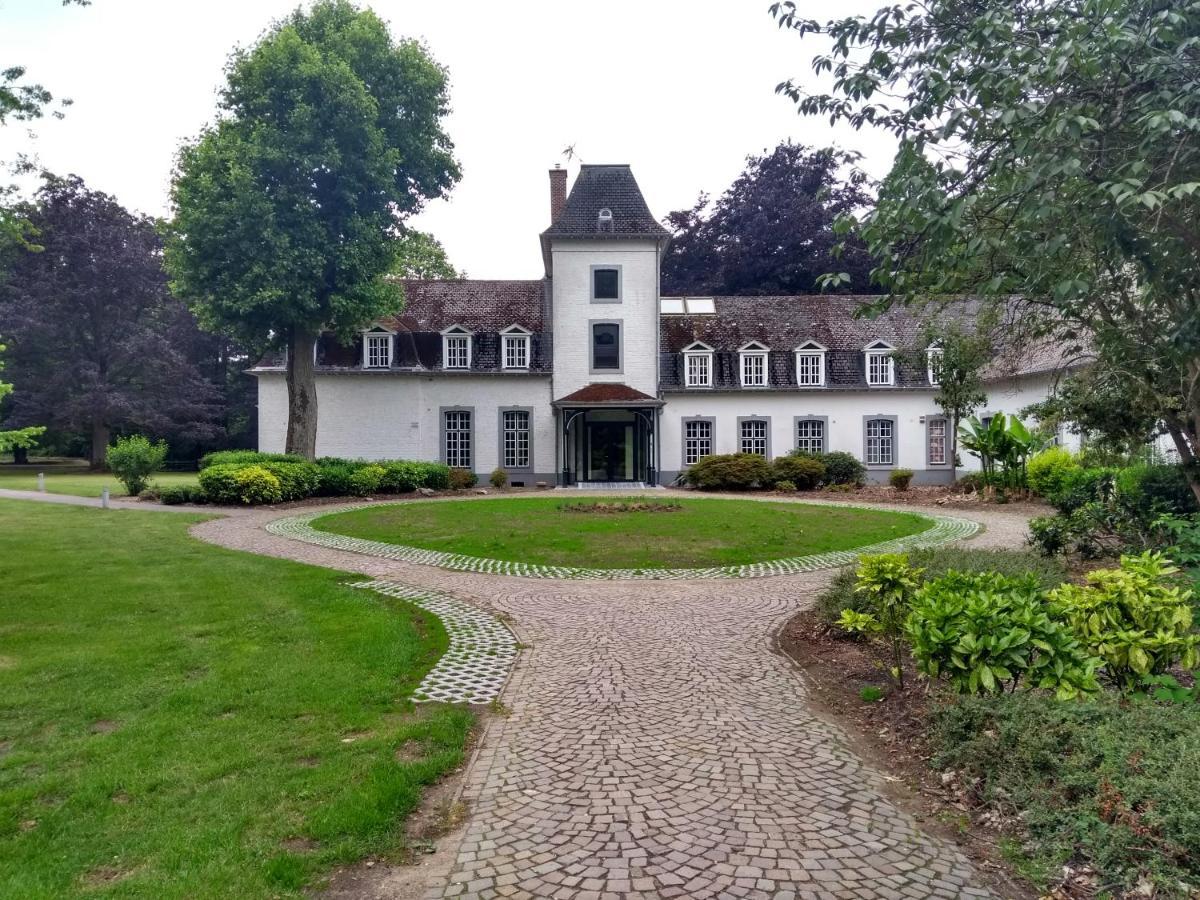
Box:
<box><xmin>0</xmin><ymin>176</ymin><xmax>223</xmax><ymax>467</ymax></box>
<box><xmin>660</xmin><ymin>142</ymin><xmax>875</xmax><ymax>295</ymax></box>
<box><xmin>772</xmin><ymin>0</ymin><xmax>1200</xmax><ymax>503</ymax></box>
<box><xmin>0</xmin><ymin>340</ymin><xmax>44</xmax><ymax>457</ymax></box>
<box><xmin>165</xmin><ymin>0</ymin><xmax>460</xmax><ymax>459</ymax></box>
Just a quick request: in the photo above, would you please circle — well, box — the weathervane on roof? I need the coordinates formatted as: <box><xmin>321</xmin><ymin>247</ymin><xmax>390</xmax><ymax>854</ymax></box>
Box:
<box><xmin>562</xmin><ymin>144</ymin><xmax>579</xmax><ymax>164</ymax></box>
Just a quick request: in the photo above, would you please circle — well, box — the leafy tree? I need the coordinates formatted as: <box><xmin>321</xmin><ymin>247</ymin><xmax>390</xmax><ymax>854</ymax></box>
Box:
<box><xmin>166</xmin><ymin>0</ymin><xmax>460</xmax><ymax>458</ymax></box>
<box><xmin>920</xmin><ymin>319</ymin><xmax>992</xmax><ymax>483</ymax></box>
<box><xmin>0</xmin><ymin>176</ymin><xmax>223</xmax><ymax>467</ymax></box>
<box><xmin>772</xmin><ymin>0</ymin><xmax>1200</xmax><ymax>504</ymax></box>
<box><xmin>391</xmin><ymin>228</ymin><xmax>459</xmax><ymax>279</ymax></box>
<box><xmin>660</xmin><ymin>142</ymin><xmax>875</xmax><ymax>295</ymax></box>
<box><xmin>0</xmin><ymin>340</ymin><xmax>43</xmax><ymax>456</ymax></box>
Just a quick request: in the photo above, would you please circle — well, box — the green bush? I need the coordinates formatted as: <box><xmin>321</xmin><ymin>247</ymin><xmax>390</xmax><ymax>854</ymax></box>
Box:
<box><xmin>378</xmin><ymin>461</ymin><xmax>423</xmax><ymax>493</ymax></box>
<box><xmin>448</xmin><ymin>467</ymin><xmax>477</xmax><ymax>490</ymax></box>
<box><xmin>490</xmin><ymin>468</ymin><xmax>508</xmax><ymax>489</ymax></box>
<box><xmin>685</xmin><ymin>453</ymin><xmax>772</xmax><ymax>490</ymax></box>
<box><xmin>157</xmin><ymin>484</ymin><xmax>207</xmax><ymax>505</ymax></box>
<box><xmin>198</xmin><ymin>450</ymin><xmax>304</xmax><ymax>470</ymax></box>
<box><xmin>232</xmin><ymin>466</ymin><xmax>283</xmax><ymax>505</ymax></box>
<box><xmin>816</xmin><ymin>547</ymin><xmax>1068</xmax><ymax>623</ymax></box>
<box><xmin>889</xmin><ymin>468</ymin><xmax>914</xmax><ymax>491</ymax></box>
<box><xmin>347</xmin><ymin>464</ymin><xmax>385</xmax><ymax>496</ymax></box>
<box><xmin>773</xmin><ymin>480</ymin><xmax>797</xmax><ymax>493</ymax></box>
<box><xmin>415</xmin><ymin>462</ymin><xmax>450</xmax><ymax>490</ymax></box>
<box><xmin>931</xmin><ymin>692</ymin><xmax>1200</xmax><ymax>894</ymax></box>
<box><xmin>1049</xmin><ymin>551</ymin><xmax>1199</xmax><ymax>690</ymax></box>
<box><xmin>315</xmin><ymin>462</ymin><xmax>359</xmax><ymax>496</ymax></box>
<box><xmin>259</xmin><ymin>461</ymin><xmax>320</xmax><ymax>502</ymax></box>
<box><xmin>1116</xmin><ymin>463</ymin><xmax>1199</xmax><ymax>519</ymax></box>
<box><xmin>1026</xmin><ymin>446</ymin><xmax>1080</xmax><ymax>498</ymax></box>
<box><xmin>197</xmin><ymin>464</ymin><xmax>242</xmax><ymax>504</ymax></box>
<box><xmin>1052</xmin><ymin>466</ymin><xmax>1117</xmax><ymax>514</ymax></box>
<box><xmin>106</xmin><ymin>435</ymin><xmax>169</xmax><ymax>496</ymax></box>
<box><xmin>907</xmin><ymin>571</ymin><xmax>1099</xmax><ymax>698</ymax></box>
<box><xmin>813</xmin><ymin>450</ymin><xmax>866</xmax><ymax>486</ymax></box>
<box><xmin>771</xmin><ymin>455</ymin><xmax>825</xmax><ymax>489</ymax></box>
<box><xmin>838</xmin><ymin>553</ymin><xmax>924</xmax><ymax>686</ymax></box>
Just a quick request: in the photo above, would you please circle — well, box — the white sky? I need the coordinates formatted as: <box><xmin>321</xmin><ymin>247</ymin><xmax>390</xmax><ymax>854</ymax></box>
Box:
<box><xmin>0</xmin><ymin>0</ymin><xmax>896</xmax><ymax>278</ymax></box>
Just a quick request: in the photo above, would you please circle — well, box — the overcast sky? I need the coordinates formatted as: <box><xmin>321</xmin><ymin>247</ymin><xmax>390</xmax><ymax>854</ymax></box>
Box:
<box><xmin>0</xmin><ymin>0</ymin><xmax>895</xmax><ymax>278</ymax></box>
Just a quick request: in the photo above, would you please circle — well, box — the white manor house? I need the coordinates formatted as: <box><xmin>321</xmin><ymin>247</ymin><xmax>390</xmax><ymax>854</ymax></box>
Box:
<box><xmin>255</xmin><ymin>164</ymin><xmax>1079</xmax><ymax>487</ymax></box>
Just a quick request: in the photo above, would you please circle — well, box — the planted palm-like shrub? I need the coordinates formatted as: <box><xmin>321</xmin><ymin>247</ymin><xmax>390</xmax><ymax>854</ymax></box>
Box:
<box><xmin>1048</xmin><ymin>552</ymin><xmax>1199</xmax><ymax>691</ymax></box>
<box><xmin>906</xmin><ymin>571</ymin><xmax>1099</xmax><ymax>699</ymax></box>
<box><xmin>106</xmin><ymin>435</ymin><xmax>168</xmax><ymax>496</ymax></box>
<box><xmin>837</xmin><ymin>553</ymin><xmax>923</xmax><ymax>687</ymax></box>
<box><xmin>685</xmin><ymin>453</ymin><xmax>772</xmax><ymax>490</ymax></box>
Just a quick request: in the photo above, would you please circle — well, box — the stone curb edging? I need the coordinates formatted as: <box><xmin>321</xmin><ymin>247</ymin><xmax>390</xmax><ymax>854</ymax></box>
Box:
<box><xmin>349</xmin><ymin>580</ymin><xmax>518</xmax><ymax>705</ymax></box>
<box><xmin>268</xmin><ymin>501</ymin><xmax>981</xmax><ymax>581</ymax></box>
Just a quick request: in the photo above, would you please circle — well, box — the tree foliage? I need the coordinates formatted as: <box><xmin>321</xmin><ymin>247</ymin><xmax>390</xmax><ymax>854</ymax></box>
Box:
<box><xmin>390</xmin><ymin>228</ymin><xmax>459</xmax><ymax>279</ymax></box>
<box><xmin>165</xmin><ymin>0</ymin><xmax>460</xmax><ymax>458</ymax></box>
<box><xmin>660</xmin><ymin>142</ymin><xmax>875</xmax><ymax>295</ymax></box>
<box><xmin>773</xmin><ymin>0</ymin><xmax>1200</xmax><ymax>502</ymax></box>
<box><xmin>0</xmin><ymin>340</ymin><xmax>44</xmax><ymax>453</ymax></box>
<box><xmin>920</xmin><ymin>318</ymin><xmax>992</xmax><ymax>481</ymax></box>
<box><xmin>0</xmin><ymin>175</ymin><xmax>223</xmax><ymax>466</ymax></box>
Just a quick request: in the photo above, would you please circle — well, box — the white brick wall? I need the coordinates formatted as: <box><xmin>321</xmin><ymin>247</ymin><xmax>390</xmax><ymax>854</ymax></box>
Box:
<box><xmin>549</xmin><ymin>239</ymin><xmax>661</xmax><ymax>399</ymax></box>
<box><xmin>257</xmin><ymin>372</ymin><xmax>556</xmax><ymax>477</ymax></box>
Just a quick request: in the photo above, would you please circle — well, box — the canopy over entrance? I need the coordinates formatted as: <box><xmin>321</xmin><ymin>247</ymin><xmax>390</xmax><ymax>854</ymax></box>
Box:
<box><xmin>553</xmin><ymin>384</ymin><xmax>662</xmax><ymax>486</ymax></box>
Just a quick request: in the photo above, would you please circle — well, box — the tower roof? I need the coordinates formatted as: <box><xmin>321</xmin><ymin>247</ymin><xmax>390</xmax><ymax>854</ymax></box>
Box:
<box><xmin>541</xmin><ymin>164</ymin><xmax>669</xmax><ymax>239</ymax></box>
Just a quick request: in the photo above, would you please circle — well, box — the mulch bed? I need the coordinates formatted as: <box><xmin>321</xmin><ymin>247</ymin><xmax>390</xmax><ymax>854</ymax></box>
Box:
<box><xmin>777</xmin><ymin>609</ymin><xmax>1039</xmax><ymax>900</ymax></box>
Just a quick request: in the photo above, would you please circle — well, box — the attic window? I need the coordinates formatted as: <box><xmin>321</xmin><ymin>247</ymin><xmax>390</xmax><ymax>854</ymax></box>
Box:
<box><xmin>794</xmin><ymin>341</ymin><xmax>827</xmax><ymax>386</ymax></box>
<box><xmin>501</xmin><ymin>325</ymin><xmax>531</xmax><ymax>370</ymax></box>
<box><xmin>597</xmin><ymin>208</ymin><xmax>613</xmax><ymax>232</ymax></box>
<box><xmin>739</xmin><ymin>342</ymin><xmax>769</xmax><ymax>388</ymax></box>
<box><xmin>865</xmin><ymin>341</ymin><xmax>895</xmax><ymax>386</ymax></box>
<box><xmin>441</xmin><ymin>326</ymin><xmax>472</xmax><ymax>370</ymax></box>
<box><xmin>362</xmin><ymin>330</ymin><xmax>392</xmax><ymax>368</ymax></box>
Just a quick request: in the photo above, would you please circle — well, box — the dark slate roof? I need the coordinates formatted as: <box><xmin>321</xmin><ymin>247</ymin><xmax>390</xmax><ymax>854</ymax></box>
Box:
<box><xmin>383</xmin><ymin>279</ymin><xmax>546</xmax><ymax>332</ymax></box>
<box><xmin>555</xmin><ymin>383</ymin><xmax>659</xmax><ymax>405</ymax></box>
<box><xmin>542</xmin><ymin>165</ymin><xmax>670</xmax><ymax>239</ymax></box>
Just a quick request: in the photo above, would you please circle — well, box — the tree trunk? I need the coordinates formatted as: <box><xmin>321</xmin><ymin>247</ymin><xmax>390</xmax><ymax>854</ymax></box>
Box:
<box><xmin>1165</xmin><ymin>422</ymin><xmax>1200</xmax><ymax>506</ymax></box>
<box><xmin>285</xmin><ymin>325</ymin><xmax>319</xmax><ymax>460</ymax></box>
<box><xmin>12</xmin><ymin>446</ymin><xmax>28</xmax><ymax>465</ymax></box>
<box><xmin>949</xmin><ymin>414</ymin><xmax>959</xmax><ymax>485</ymax></box>
<box><xmin>90</xmin><ymin>421</ymin><xmax>110</xmax><ymax>469</ymax></box>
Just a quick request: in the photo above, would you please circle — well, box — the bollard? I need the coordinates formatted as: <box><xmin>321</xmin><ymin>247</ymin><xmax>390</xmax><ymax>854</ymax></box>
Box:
<box><xmin>101</xmin><ymin>487</ymin><xmax>110</xmax><ymax>509</ymax></box>
<box><xmin>37</xmin><ymin>472</ymin><xmax>45</xmax><ymax>492</ymax></box>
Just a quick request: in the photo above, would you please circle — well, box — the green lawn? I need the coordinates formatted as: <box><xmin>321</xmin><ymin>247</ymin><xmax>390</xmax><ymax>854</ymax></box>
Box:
<box><xmin>0</xmin><ymin>462</ymin><xmax>198</xmax><ymax>498</ymax></box>
<box><xmin>313</xmin><ymin>496</ymin><xmax>933</xmax><ymax>569</ymax></box>
<box><xmin>0</xmin><ymin>500</ymin><xmax>471</xmax><ymax>899</ymax></box>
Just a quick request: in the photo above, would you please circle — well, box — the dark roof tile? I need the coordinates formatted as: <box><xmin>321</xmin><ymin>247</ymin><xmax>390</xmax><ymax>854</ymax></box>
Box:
<box><xmin>542</xmin><ymin>165</ymin><xmax>669</xmax><ymax>239</ymax></box>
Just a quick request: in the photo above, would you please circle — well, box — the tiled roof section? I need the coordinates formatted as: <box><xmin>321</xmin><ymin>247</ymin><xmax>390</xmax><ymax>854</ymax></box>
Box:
<box><xmin>542</xmin><ymin>165</ymin><xmax>670</xmax><ymax>239</ymax></box>
<box><xmin>383</xmin><ymin>279</ymin><xmax>546</xmax><ymax>332</ymax></box>
<box><xmin>556</xmin><ymin>383</ymin><xmax>658</xmax><ymax>404</ymax></box>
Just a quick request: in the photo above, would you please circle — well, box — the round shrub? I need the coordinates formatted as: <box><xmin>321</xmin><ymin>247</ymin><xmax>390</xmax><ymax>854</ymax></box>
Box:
<box><xmin>685</xmin><ymin>453</ymin><xmax>772</xmax><ymax>490</ymax></box>
<box><xmin>889</xmin><ymin>468</ymin><xmax>915</xmax><ymax>491</ymax></box>
<box><xmin>232</xmin><ymin>466</ymin><xmax>282</xmax><ymax>505</ymax></box>
<box><xmin>772</xmin><ymin>455</ymin><xmax>825</xmax><ymax>489</ymax></box>
<box><xmin>448</xmin><ymin>468</ymin><xmax>478</xmax><ymax>490</ymax></box>
<box><xmin>259</xmin><ymin>461</ymin><xmax>320</xmax><ymax>501</ymax></box>
<box><xmin>490</xmin><ymin>468</ymin><xmax>508</xmax><ymax>489</ymax></box>
<box><xmin>1026</xmin><ymin>446</ymin><xmax>1080</xmax><ymax>498</ymax></box>
<box><xmin>1052</xmin><ymin>466</ymin><xmax>1116</xmax><ymax>514</ymax></box>
<box><xmin>1115</xmin><ymin>463</ymin><xmax>1199</xmax><ymax>519</ymax></box>
<box><xmin>197</xmin><ymin>464</ymin><xmax>242</xmax><ymax>504</ymax></box>
<box><xmin>158</xmin><ymin>484</ymin><xmax>207</xmax><ymax>505</ymax></box>
<box><xmin>774</xmin><ymin>480</ymin><xmax>797</xmax><ymax>493</ymax></box>
<box><xmin>378</xmin><ymin>461</ymin><xmax>422</xmax><ymax>493</ymax></box>
<box><xmin>199</xmin><ymin>450</ymin><xmax>304</xmax><ymax>470</ymax></box>
<box><xmin>416</xmin><ymin>462</ymin><xmax>451</xmax><ymax>490</ymax></box>
<box><xmin>816</xmin><ymin>451</ymin><xmax>866</xmax><ymax>486</ymax></box>
<box><xmin>106</xmin><ymin>434</ymin><xmax>168</xmax><ymax>496</ymax></box>
<box><xmin>347</xmin><ymin>464</ymin><xmax>385</xmax><ymax>496</ymax></box>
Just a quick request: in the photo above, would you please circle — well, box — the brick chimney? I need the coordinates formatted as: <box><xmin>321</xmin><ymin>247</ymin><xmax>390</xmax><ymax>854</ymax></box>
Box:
<box><xmin>548</xmin><ymin>165</ymin><xmax>567</xmax><ymax>223</ymax></box>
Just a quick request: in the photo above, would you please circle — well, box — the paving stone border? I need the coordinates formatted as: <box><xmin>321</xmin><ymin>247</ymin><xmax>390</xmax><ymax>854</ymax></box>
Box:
<box><xmin>267</xmin><ymin>501</ymin><xmax>981</xmax><ymax>580</ymax></box>
<box><xmin>350</xmin><ymin>580</ymin><xmax>518</xmax><ymax>705</ymax></box>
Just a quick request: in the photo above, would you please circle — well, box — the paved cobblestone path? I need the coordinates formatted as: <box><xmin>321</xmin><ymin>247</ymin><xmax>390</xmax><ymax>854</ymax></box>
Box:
<box><xmin>188</xmin><ymin>493</ymin><xmax>1037</xmax><ymax>899</ymax></box>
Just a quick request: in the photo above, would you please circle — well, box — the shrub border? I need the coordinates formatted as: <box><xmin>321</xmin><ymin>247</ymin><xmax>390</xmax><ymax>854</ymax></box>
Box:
<box><xmin>266</xmin><ymin>500</ymin><xmax>981</xmax><ymax>581</ymax></box>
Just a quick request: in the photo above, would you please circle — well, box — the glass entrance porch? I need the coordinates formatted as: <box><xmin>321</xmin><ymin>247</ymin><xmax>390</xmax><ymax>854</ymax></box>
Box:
<box><xmin>559</xmin><ymin>408</ymin><xmax>656</xmax><ymax>485</ymax></box>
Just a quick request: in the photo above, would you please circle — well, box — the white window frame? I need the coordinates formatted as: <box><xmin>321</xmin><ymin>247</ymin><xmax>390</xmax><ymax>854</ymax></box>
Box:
<box><xmin>739</xmin><ymin>342</ymin><xmax>769</xmax><ymax>388</ymax></box>
<box><xmin>683</xmin><ymin>419</ymin><xmax>713</xmax><ymax>466</ymax></box>
<box><xmin>865</xmin><ymin>342</ymin><xmax>895</xmax><ymax>386</ymax></box>
<box><xmin>441</xmin><ymin>326</ymin><xmax>472</xmax><ymax>370</ymax></box>
<box><xmin>865</xmin><ymin>417</ymin><xmax>895</xmax><ymax>466</ymax></box>
<box><xmin>682</xmin><ymin>341</ymin><xmax>713</xmax><ymax>388</ymax></box>
<box><xmin>501</xmin><ymin>325</ymin><xmax>531</xmax><ymax>371</ymax></box>
<box><xmin>928</xmin><ymin>417</ymin><xmax>948</xmax><ymax>466</ymax></box>
<box><xmin>362</xmin><ymin>331</ymin><xmax>393</xmax><ymax>369</ymax></box>
<box><xmin>927</xmin><ymin>345</ymin><xmax>943</xmax><ymax>386</ymax></box>
<box><xmin>443</xmin><ymin>409</ymin><xmax>472</xmax><ymax>468</ymax></box>
<box><xmin>794</xmin><ymin>341</ymin><xmax>827</xmax><ymax>387</ymax></box>
<box><xmin>501</xmin><ymin>409</ymin><xmax>531</xmax><ymax>469</ymax></box>
<box><xmin>795</xmin><ymin>418</ymin><xmax>826</xmax><ymax>454</ymax></box>
<box><xmin>739</xmin><ymin>418</ymin><xmax>769</xmax><ymax>456</ymax></box>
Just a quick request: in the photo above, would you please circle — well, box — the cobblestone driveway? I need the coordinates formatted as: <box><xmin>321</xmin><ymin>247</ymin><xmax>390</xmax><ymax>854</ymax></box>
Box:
<box><xmin>189</xmin><ymin>494</ymin><xmax>1035</xmax><ymax>899</ymax></box>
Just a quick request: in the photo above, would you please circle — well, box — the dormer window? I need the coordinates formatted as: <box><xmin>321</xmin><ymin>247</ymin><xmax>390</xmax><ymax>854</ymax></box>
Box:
<box><xmin>739</xmin><ymin>342</ymin><xmax>769</xmax><ymax>388</ymax></box>
<box><xmin>864</xmin><ymin>341</ymin><xmax>895</xmax><ymax>386</ymax></box>
<box><xmin>362</xmin><ymin>329</ymin><xmax>393</xmax><ymax>369</ymax></box>
<box><xmin>682</xmin><ymin>342</ymin><xmax>713</xmax><ymax>388</ymax></box>
<box><xmin>501</xmin><ymin>325</ymin><xmax>531</xmax><ymax>370</ymax></box>
<box><xmin>794</xmin><ymin>341</ymin><xmax>826</xmax><ymax>387</ymax></box>
<box><xmin>591</xmin><ymin>266</ymin><xmax>621</xmax><ymax>302</ymax></box>
<box><xmin>441</xmin><ymin>326</ymin><xmax>472</xmax><ymax>370</ymax></box>
<box><xmin>927</xmin><ymin>344</ymin><xmax>944</xmax><ymax>386</ymax></box>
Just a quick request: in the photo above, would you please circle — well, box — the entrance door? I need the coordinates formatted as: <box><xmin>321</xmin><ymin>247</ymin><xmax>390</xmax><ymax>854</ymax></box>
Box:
<box><xmin>587</xmin><ymin>422</ymin><xmax>632</xmax><ymax>481</ymax></box>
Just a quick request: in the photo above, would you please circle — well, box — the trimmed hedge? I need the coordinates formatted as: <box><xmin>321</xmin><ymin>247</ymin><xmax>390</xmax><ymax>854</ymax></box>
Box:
<box><xmin>199</xmin><ymin>464</ymin><xmax>282</xmax><ymax>505</ymax></box>
<box><xmin>259</xmin><ymin>461</ymin><xmax>321</xmax><ymax>502</ymax></box>
<box><xmin>198</xmin><ymin>450</ymin><xmax>304</xmax><ymax>470</ymax></box>
<box><xmin>157</xmin><ymin>484</ymin><xmax>208</xmax><ymax>505</ymax></box>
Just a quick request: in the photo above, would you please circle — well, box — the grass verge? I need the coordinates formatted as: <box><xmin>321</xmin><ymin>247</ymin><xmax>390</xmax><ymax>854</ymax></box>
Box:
<box><xmin>312</xmin><ymin>496</ymin><xmax>932</xmax><ymax>569</ymax></box>
<box><xmin>0</xmin><ymin>462</ymin><xmax>198</xmax><ymax>498</ymax></box>
<box><xmin>0</xmin><ymin>500</ymin><xmax>471</xmax><ymax>898</ymax></box>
